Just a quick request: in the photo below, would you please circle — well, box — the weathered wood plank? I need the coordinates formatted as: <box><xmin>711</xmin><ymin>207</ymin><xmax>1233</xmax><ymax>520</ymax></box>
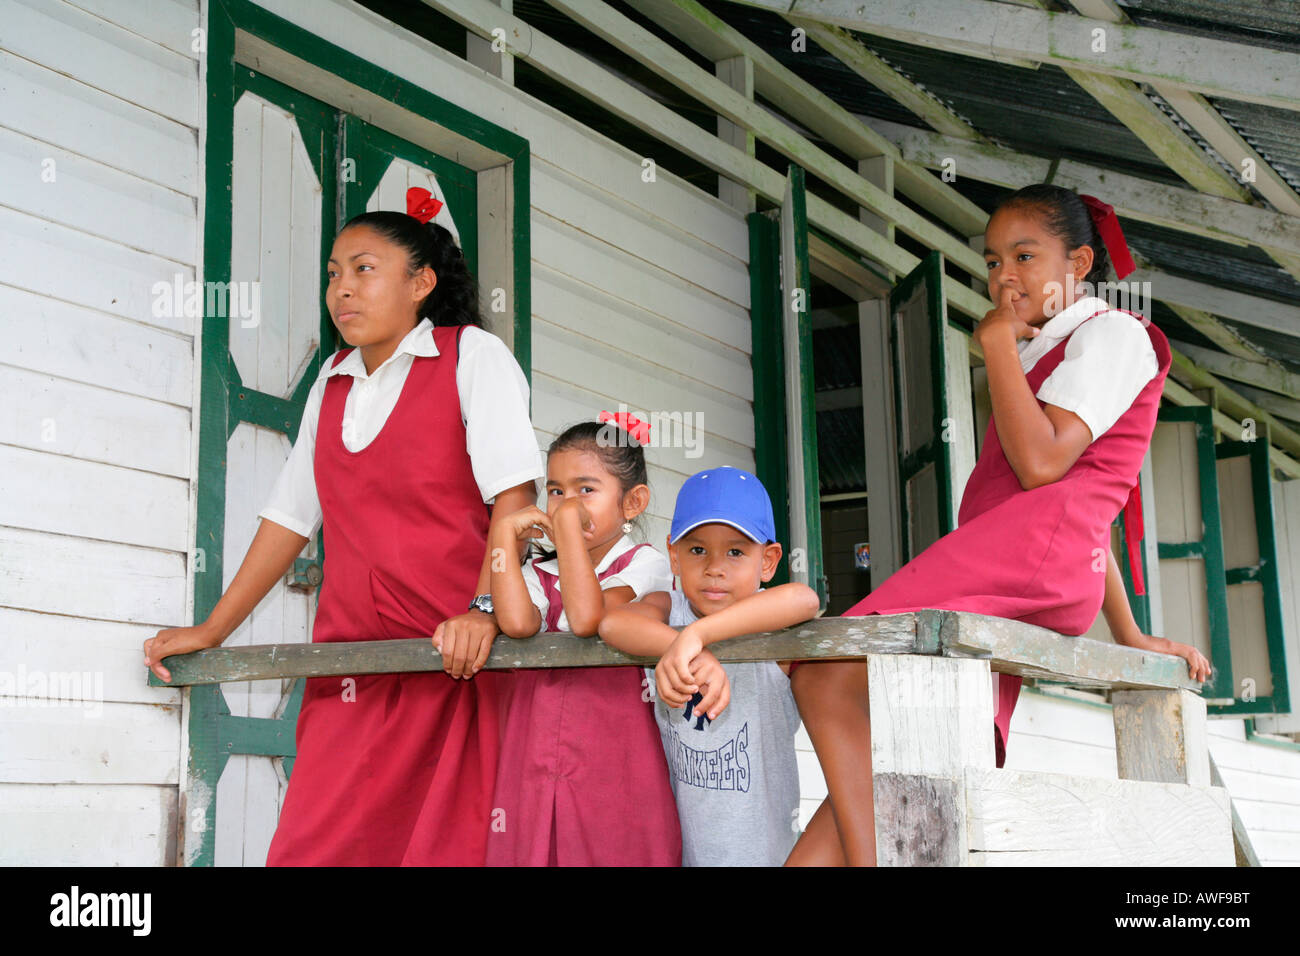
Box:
<box><xmin>1113</xmin><ymin>688</ymin><xmax>1211</xmax><ymax>786</ymax></box>
<box><xmin>965</xmin><ymin>767</ymin><xmax>1234</xmax><ymax>866</ymax></box>
<box><xmin>159</xmin><ymin>615</ymin><xmax>927</xmax><ymax>685</ymax></box>
<box><xmin>941</xmin><ymin>611</ymin><xmax>1201</xmax><ymax>691</ymax></box>
<box><xmin>874</xmin><ymin>773</ymin><xmax>966</xmax><ymax>866</ymax></box>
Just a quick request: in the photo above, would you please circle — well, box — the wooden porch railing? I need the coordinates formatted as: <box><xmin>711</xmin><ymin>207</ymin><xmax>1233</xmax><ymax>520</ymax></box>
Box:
<box><xmin>162</xmin><ymin>610</ymin><xmax>1250</xmax><ymax>866</ymax></box>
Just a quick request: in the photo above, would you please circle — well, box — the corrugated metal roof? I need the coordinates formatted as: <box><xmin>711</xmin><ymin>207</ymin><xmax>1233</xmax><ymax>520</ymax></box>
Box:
<box><xmin>1111</xmin><ymin>0</ymin><xmax>1300</xmax><ymax>55</ymax></box>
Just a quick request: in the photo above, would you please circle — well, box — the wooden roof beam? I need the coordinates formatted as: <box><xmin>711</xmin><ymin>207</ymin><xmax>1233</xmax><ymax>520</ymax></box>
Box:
<box><xmin>718</xmin><ymin>0</ymin><xmax>1300</xmax><ymax>112</ymax></box>
<box><xmin>865</xmin><ymin>119</ymin><xmax>1300</xmax><ymax>271</ymax></box>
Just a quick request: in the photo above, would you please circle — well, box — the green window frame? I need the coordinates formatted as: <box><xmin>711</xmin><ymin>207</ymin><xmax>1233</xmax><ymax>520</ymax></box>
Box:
<box><xmin>748</xmin><ymin>165</ymin><xmax>825</xmax><ymax>606</ymax></box>
<box><xmin>889</xmin><ymin>250</ymin><xmax>954</xmax><ymax>561</ymax></box>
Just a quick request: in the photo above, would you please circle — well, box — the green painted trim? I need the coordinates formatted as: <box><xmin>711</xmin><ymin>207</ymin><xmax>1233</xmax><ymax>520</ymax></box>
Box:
<box><xmin>216</xmin><ymin>714</ymin><xmax>297</xmax><ymax>757</ymax></box>
<box><xmin>749</xmin><ymin>210</ymin><xmax>790</xmax><ymax>586</ymax></box>
<box><xmin>1158</xmin><ymin>541</ymin><xmax>1205</xmax><ymax>560</ymax></box>
<box><xmin>787</xmin><ymin>166</ymin><xmax>826</xmax><ymax>607</ymax></box>
<box><xmin>1245</xmin><ymin>719</ymin><xmax>1300</xmax><ymax>751</ymax></box>
<box><xmin>1022</xmin><ymin>682</ymin><xmax>1114</xmax><ymax>712</ymax></box>
<box><xmin>1157</xmin><ymin>405</ymin><xmax>1233</xmax><ymax>701</ymax></box>
<box><xmin>888</xmin><ymin>250</ymin><xmax>952</xmax><ymax>560</ymax></box>
<box><xmin>1212</xmin><ymin>438</ymin><xmax>1291</xmax><ymax>716</ymax></box>
<box><xmin>225</xmin><ymin>0</ymin><xmax>528</xmax><ymax>159</ymax></box>
<box><xmin>228</xmin><ymin>382</ymin><xmax>304</xmax><ymax>437</ymax></box>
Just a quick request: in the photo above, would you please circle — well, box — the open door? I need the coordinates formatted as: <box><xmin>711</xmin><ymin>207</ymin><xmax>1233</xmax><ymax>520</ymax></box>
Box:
<box><xmin>888</xmin><ymin>251</ymin><xmax>974</xmax><ymax>562</ymax></box>
<box><xmin>778</xmin><ymin>166</ymin><xmax>826</xmax><ymax>608</ymax></box>
<box><xmin>747</xmin><ymin>165</ymin><xmax>825</xmax><ymax>607</ymax></box>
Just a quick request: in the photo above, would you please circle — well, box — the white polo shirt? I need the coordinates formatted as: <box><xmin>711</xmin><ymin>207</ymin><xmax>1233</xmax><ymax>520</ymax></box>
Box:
<box><xmin>258</xmin><ymin>320</ymin><xmax>545</xmax><ymax>539</ymax></box>
<box><xmin>1018</xmin><ymin>295</ymin><xmax>1159</xmax><ymax>442</ymax></box>
<box><xmin>521</xmin><ymin>535</ymin><xmax>673</xmax><ymax>635</ymax></box>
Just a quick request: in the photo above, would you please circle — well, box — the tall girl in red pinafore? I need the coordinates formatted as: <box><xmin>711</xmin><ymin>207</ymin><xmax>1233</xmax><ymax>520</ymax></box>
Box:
<box><xmin>785</xmin><ymin>186</ymin><xmax>1211</xmax><ymax>867</ymax></box>
<box><xmin>486</xmin><ymin>417</ymin><xmax>682</xmax><ymax>866</ymax></box>
<box><xmin>145</xmin><ymin>188</ymin><xmax>544</xmax><ymax>865</ymax></box>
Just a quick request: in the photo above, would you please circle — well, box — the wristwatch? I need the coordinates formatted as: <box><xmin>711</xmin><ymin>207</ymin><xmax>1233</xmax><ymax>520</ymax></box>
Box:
<box><xmin>468</xmin><ymin>594</ymin><xmax>494</xmax><ymax>615</ymax></box>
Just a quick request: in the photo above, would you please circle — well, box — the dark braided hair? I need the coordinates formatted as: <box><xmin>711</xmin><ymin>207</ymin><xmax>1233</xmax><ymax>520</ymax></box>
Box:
<box><xmin>338</xmin><ymin>210</ymin><xmax>482</xmax><ymax>328</ymax></box>
<box><xmin>992</xmin><ymin>184</ymin><xmax>1112</xmax><ymax>287</ymax></box>
<box><xmin>531</xmin><ymin>420</ymin><xmax>649</xmax><ymax>563</ymax></box>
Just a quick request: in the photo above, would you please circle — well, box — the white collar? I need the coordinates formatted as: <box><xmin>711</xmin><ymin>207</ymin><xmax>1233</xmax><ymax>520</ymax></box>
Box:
<box><xmin>326</xmin><ymin>318</ymin><xmax>440</xmax><ymax>380</ymax></box>
<box><xmin>1033</xmin><ymin>295</ymin><xmax>1115</xmax><ymax>342</ymax></box>
<box><xmin>534</xmin><ymin>533</ymin><xmax>639</xmax><ymax>576</ymax></box>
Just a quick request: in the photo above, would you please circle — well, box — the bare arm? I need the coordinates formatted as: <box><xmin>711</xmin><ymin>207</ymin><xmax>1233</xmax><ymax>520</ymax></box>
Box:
<box><xmin>1102</xmin><ymin>548</ymin><xmax>1211</xmax><ymax>682</ymax></box>
<box><xmin>686</xmin><ymin>583</ymin><xmax>821</xmax><ymax>648</ymax></box>
<box><xmin>975</xmin><ymin>288</ymin><xmax>1093</xmax><ymax>489</ymax></box>
<box><xmin>143</xmin><ymin>517</ymin><xmax>309</xmax><ymax>681</ymax></box>
<box><xmin>598</xmin><ymin>592</ymin><xmax>677</xmax><ymax>656</ymax></box>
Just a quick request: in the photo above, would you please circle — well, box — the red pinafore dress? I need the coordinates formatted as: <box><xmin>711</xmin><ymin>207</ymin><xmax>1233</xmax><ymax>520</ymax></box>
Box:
<box><xmin>486</xmin><ymin>543</ymin><xmax>683</xmax><ymax>866</ymax></box>
<box><xmin>266</xmin><ymin>325</ymin><xmax>507</xmax><ymax>866</ymax></box>
<box><xmin>841</xmin><ymin>311</ymin><xmax>1171</xmax><ymax>766</ymax></box>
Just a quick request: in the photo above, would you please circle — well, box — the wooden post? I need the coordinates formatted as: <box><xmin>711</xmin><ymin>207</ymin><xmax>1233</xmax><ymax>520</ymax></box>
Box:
<box><xmin>466</xmin><ymin>0</ymin><xmax>514</xmax><ymax>84</ymax></box>
<box><xmin>1112</xmin><ymin>688</ymin><xmax>1211</xmax><ymax>786</ymax></box>
<box><xmin>867</xmin><ymin>653</ymin><xmax>994</xmax><ymax>865</ymax></box>
<box><xmin>715</xmin><ymin>55</ymin><xmax>756</xmax><ymax>213</ymax></box>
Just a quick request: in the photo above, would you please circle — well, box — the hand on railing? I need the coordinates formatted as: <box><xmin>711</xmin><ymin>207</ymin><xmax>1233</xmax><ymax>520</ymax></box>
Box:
<box><xmin>144</xmin><ymin>622</ymin><xmax>224</xmax><ymax>684</ymax></box>
<box><xmin>433</xmin><ymin>610</ymin><xmax>498</xmax><ymax>679</ymax></box>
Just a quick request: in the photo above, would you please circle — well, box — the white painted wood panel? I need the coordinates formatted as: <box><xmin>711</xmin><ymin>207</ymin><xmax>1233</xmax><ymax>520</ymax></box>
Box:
<box><xmin>531</xmin><ymin>264</ymin><xmax>752</xmax><ymax>402</ymax></box>
<box><xmin>0</xmin><ymin>283</ymin><xmax>194</xmax><ymax>404</ymax></box>
<box><xmin>532</xmin><ymin>319</ymin><xmax>754</xmax><ymax>450</ymax></box>
<box><xmin>0</xmin><ymin>49</ymin><xmax>198</xmax><ymax>196</ymax></box>
<box><xmin>531</xmin><ymin>157</ymin><xmax>748</xmax><ymax>307</ymax></box>
<box><xmin>0</xmin><ymin>700</ymin><xmax>180</xmax><ymax>785</ymax></box>
<box><xmin>0</xmin><ymin>783</ymin><xmax>176</xmax><ymax>866</ymax></box>
<box><xmin>531</xmin><ymin>212</ymin><xmax>749</xmax><ymax>353</ymax></box>
<box><xmin>0</xmin><ymin>526</ymin><xmax>187</xmax><ymax>626</ymax></box>
<box><xmin>0</xmin><ymin>208</ymin><xmax>196</xmax><ymax>335</ymax></box>
<box><xmin>61</xmin><ymin>0</ymin><xmax>201</xmax><ymax>60</ymax></box>
<box><xmin>966</xmin><ymin>768</ymin><xmax>1234</xmax><ymax>865</ymax></box>
<box><xmin>0</xmin><ymin>125</ymin><xmax>194</xmax><ymax>263</ymax></box>
<box><xmin>0</xmin><ymin>607</ymin><xmax>179</xmax><ymax>707</ymax></box>
<box><xmin>0</xmin><ymin>445</ymin><xmax>189</xmax><ymax>552</ymax></box>
<box><xmin>0</xmin><ymin>366</ymin><xmax>190</xmax><ymax>478</ymax></box>
<box><xmin>0</xmin><ymin>0</ymin><xmax>199</xmax><ymax>126</ymax></box>
<box><xmin>229</xmin><ymin>92</ymin><xmax>322</xmax><ymax>398</ymax></box>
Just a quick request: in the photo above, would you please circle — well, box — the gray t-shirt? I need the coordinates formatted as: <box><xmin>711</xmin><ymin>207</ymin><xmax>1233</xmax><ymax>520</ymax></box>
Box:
<box><xmin>647</xmin><ymin>589</ymin><xmax>802</xmax><ymax>867</ymax></box>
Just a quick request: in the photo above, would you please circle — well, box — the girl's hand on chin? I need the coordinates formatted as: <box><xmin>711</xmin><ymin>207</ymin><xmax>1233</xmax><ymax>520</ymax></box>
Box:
<box><xmin>976</xmin><ymin>284</ymin><xmax>1041</xmax><ymax>349</ymax></box>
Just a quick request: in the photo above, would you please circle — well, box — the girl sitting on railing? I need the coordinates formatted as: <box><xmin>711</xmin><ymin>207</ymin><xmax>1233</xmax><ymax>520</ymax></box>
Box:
<box><xmin>786</xmin><ymin>185</ymin><xmax>1211</xmax><ymax>867</ymax></box>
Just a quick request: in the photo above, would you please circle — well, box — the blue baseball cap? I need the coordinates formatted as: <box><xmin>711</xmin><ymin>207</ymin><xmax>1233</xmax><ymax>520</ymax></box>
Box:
<box><xmin>669</xmin><ymin>466</ymin><xmax>777</xmax><ymax>545</ymax></box>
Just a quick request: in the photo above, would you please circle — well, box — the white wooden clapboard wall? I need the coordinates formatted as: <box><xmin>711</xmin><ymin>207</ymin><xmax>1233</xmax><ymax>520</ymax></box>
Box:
<box><xmin>0</xmin><ymin>0</ymin><xmax>202</xmax><ymax>865</ymax></box>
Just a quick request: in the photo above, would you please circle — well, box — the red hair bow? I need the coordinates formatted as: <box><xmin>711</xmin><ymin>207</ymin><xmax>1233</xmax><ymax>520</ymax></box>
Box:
<box><xmin>1079</xmin><ymin>194</ymin><xmax>1136</xmax><ymax>280</ymax></box>
<box><xmin>599</xmin><ymin>410</ymin><xmax>650</xmax><ymax>445</ymax></box>
<box><xmin>406</xmin><ymin>187</ymin><xmax>444</xmax><ymax>225</ymax></box>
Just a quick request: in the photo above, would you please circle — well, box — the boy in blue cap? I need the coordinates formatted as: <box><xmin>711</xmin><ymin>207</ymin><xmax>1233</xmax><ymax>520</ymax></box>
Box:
<box><xmin>599</xmin><ymin>466</ymin><xmax>820</xmax><ymax>866</ymax></box>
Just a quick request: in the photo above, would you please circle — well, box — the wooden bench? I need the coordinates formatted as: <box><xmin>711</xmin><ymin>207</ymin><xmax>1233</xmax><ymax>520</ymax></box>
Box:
<box><xmin>162</xmin><ymin>610</ymin><xmax>1243</xmax><ymax>866</ymax></box>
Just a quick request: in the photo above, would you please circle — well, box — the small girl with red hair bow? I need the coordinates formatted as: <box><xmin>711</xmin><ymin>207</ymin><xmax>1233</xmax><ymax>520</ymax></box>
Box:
<box><xmin>486</xmin><ymin>414</ymin><xmax>683</xmax><ymax>866</ymax></box>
